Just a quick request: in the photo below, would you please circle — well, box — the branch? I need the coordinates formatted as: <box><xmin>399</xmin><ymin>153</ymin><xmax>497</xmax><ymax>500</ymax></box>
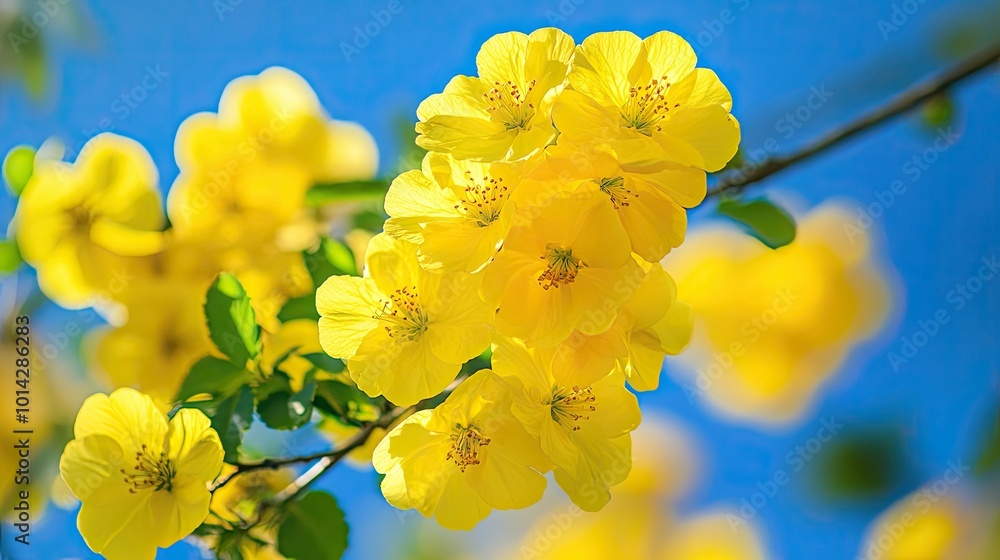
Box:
<box><xmin>211</xmin><ymin>375</ymin><xmax>467</xmax><ymax>493</ymax></box>
<box><xmin>708</xmin><ymin>42</ymin><xmax>1000</xmax><ymax>198</ymax></box>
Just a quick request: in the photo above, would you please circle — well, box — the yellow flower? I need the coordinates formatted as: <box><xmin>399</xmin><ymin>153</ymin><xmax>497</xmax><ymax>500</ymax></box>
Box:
<box><xmin>493</xmin><ymin>336</ymin><xmax>640</xmax><ymax>511</ymax></box>
<box><xmin>168</xmin><ymin>67</ymin><xmax>378</xmax><ymax>250</ymax></box>
<box><xmin>373</xmin><ymin>370</ymin><xmax>551</xmax><ymax>530</ymax></box>
<box><xmin>14</xmin><ymin>133</ymin><xmax>165</xmax><ymax>308</ymax></box>
<box><xmin>665</xmin><ymin>203</ymin><xmax>891</xmax><ymax>424</ymax></box>
<box><xmin>518</xmin><ymin>142</ymin><xmax>705</xmax><ymax>262</ymax></box>
<box><xmin>658</xmin><ymin>511</ymin><xmax>767</xmax><ymax>560</ymax></box>
<box><xmin>317</xmin><ymin>233</ymin><xmax>492</xmax><ymax>406</ymax></box>
<box><xmin>859</xmin><ymin>488</ymin><xmax>962</xmax><ymax>560</ymax></box>
<box><xmin>554</xmin><ymin>31</ymin><xmax>740</xmax><ymax>172</ymax></box>
<box><xmin>318</xmin><ymin>413</ymin><xmax>408</xmax><ymax>467</ymax></box>
<box><xmin>59</xmin><ymin>388</ymin><xmax>223</xmax><ymax>560</ymax></box>
<box><xmin>551</xmin><ymin>259</ymin><xmax>694</xmax><ymax>391</ymax></box>
<box><xmin>416</xmin><ymin>28</ymin><xmax>575</xmax><ymax>161</ymax></box>
<box><xmin>384</xmin><ymin>152</ymin><xmax>530</xmax><ymax>272</ymax></box>
<box><xmin>93</xmin><ymin>279</ymin><xmax>212</xmax><ymax>404</ymax></box>
<box><xmin>480</xmin><ymin>192</ymin><xmax>641</xmax><ymax>346</ymax></box>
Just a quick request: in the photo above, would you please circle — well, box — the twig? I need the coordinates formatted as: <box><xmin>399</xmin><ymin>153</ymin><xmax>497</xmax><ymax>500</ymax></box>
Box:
<box><xmin>708</xmin><ymin>43</ymin><xmax>1000</xmax><ymax>198</ymax></box>
<box><xmin>211</xmin><ymin>375</ymin><xmax>467</xmax><ymax>493</ymax></box>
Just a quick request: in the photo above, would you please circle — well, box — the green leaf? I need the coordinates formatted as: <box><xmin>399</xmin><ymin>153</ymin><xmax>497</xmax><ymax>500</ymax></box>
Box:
<box><xmin>313</xmin><ymin>379</ymin><xmax>380</xmax><ymax>427</ymax></box>
<box><xmin>3</xmin><ymin>146</ymin><xmax>35</xmax><ymax>196</ymax></box>
<box><xmin>277</xmin><ymin>491</ymin><xmax>348</xmax><ymax>560</ymax></box>
<box><xmin>352</xmin><ymin>208</ymin><xmax>386</xmax><ymax>232</ymax></box>
<box><xmin>921</xmin><ymin>93</ymin><xmax>955</xmax><ymax>130</ymax></box>
<box><xmin>175</xmin><ymin>356</ymin><xmax>251</xmax><ymax>402</ymax></box>
<box><xmin>974</xmin><ymin>410</ymin><xmax>1000</xmax><ymax>475</ymax></box>
<box><xmin>808</xmin><ymin>427</ymin><xmax>908</xmax><ymax>502</ymax></box>
<box><xmin>301</xmin><ymin>352</ymin><xmax>345</xmax><ymax>374</ymax></box>
<box><xmin>18</xmin><ymin>34</ymin><xmax>46</xmax><ymax>99</ymax></box>
<box><xmin>204</xmin><ymin>273</ymin><xmax>262</xmax><ymax>366</ymax></box>
<box><xmin>304</xmin><ymin>179</ymin><xmax>390</xmax><ymax>206</ymax></box>
<box><xmin>303</xmin><ymin>237</ymin><xmax>357</xmax><ymax>288</ymax></box>
<box><xmin>0</xmin><ymin>240</ymin><xmax>22</xmax><ymax>276</ymax></box>
<box><xmin>717</xmin><ymin>197</ymin><xmax>797</xmax><ymax>249</ymax></box>
<box><xmin>277</xmin><ymin>295</ymin><xmax>320</xmax><ymax>323</ymax></box>
<box><xmin>257</xmin><ymin>371</ymin><xmax>316</xmax><ymax>430</ymax></box>
<box><xmin>212</xmin><ymin>386</ymin><xmax>254</xmax><ymax>463</ymax></box>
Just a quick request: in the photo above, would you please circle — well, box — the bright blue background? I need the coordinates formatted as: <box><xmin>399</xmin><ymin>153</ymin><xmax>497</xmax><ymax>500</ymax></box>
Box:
<box><xmin>2</xmin><ymin>0</ymin><xmax>998</xmax><ymax>558</ymax></box>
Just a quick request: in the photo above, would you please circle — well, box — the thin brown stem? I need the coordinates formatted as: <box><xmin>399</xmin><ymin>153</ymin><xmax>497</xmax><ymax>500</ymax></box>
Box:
<box><xmin>708</xmin><ymin>43</ymin><xmax>1000</xmax><ymax>198</ymax></box>
<box><xmin>211</xmin><ymin>375</ymin><xmax>467</xmax><ymax>494</ymax></box>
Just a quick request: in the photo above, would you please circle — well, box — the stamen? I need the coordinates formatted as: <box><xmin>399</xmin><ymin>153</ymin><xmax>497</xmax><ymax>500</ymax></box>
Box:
<box><xmin>550</xmin><ymin>386</ymin><xmax>598</xmax><ymax>431</ymax></box>
<box><xmin>538</xmin><ymin>244</ymin><xmax>587</xmax><ymax>289</ymax></box>
<box><xmin>483</xmin><ymin>79</ymin><xmax>537</xmax><ymax>130</ymax></box>
<box><xmin>596</xmin><ymin>176</ymin><xmax>636</xmax><ymax>209</ymax></box>
<box><xmin>446</xmin><ymin>425</ymin><xmax>491</xmax><ymax>472</ymax></box>
<box><xmin>373</xmin><ymin>286</ymin><xmax>429</xmax><ymax>341</ymax></box>
<box><xmin>620</xmin><ymin>75</ymin><xmax>673</xmax><ymax>135</ymax></box>
<box><xmin>120</xmin><ymin>443</ymin><xmax>175</xmax><ymax>493</ymax></box>
<box><xmin>452</xmin><ymin>171</ymin><xmax>509</xmax><ymax>227</ymax></box>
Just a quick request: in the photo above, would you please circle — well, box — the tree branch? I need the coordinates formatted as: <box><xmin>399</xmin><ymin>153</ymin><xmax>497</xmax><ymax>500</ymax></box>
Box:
<box><xmin>211</xmin><ymin>376</ymin><xmax>466</xmax><ymax>493</ymax></box>
<box><xmin>708</xmin><ymin>43</ymin><xmax>1000</xmax><ymax>198</ymax></box>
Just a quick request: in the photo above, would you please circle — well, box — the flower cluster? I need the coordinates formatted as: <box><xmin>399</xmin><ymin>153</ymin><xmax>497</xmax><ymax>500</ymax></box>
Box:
<box><xmin>317</xmin><ymin>28</ymin><xmax>739</xmax><ymax>528</ymax></box>
<box><xmin>34</xmin><ymin>68</ymin><xmax>379</xmax><ymax>559</ymax></box>
<box><xmin>14</xmin><ymin>68</ymin><xmax>379</xmax><ymax>406</ymax></box>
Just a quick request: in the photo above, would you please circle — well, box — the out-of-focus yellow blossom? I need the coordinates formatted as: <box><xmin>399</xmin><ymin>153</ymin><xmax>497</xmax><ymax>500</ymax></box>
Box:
<box><xmin>59</xmin><ymin>388</ymin><xmax>223</xmax><ymax>560</ymax></box>
<box><xmin>93</xmin><ymin>280</ymin><xmax>212</xmax><ymax>405</ymax></box>
<box><xmin>384</xmin><ymin>152</ymin><xmax>530</xmax><ymax>272</ymax></box>
<box><xmin>14</xmin><ymin>133</ymin><xmax>165</xmax><ymax>308</ymax></box>
<box><xmin>481</xmin><ymin>192</ymin><xmax>641</xmax><ymax>347</ymax></box>
<box><xmin>665</xmin><ymin>203</ymin><xmax>891</xmax><ymax>424</ymax></box>
<box><xmin>517</xmin><ymin>417</ymin><xmax>766</xmax><ymax>560</ymax></box>
<box><xmin>554</xmin><ymin>31</ymin><xmax>739</xmax><ymax>172</ymax></box>
<box><xmin>493</xmin><ymin>336</ymin><xmax>640</xmax><ymax>512</ymax></box>
<box><xmin>858</xmin><ymin>487</ymin><xmax>964</xmax><ymax>560</ymax></box>
<box><xmin>168</xmin><ymin>66</ymin><xmax>378</xmax><ymax>252</ymax></box>
<box><xmin>317</xmin><ymin>233</ymin><xmax>492</xmax><ymax>406</ymax></box>
<box><xmin>260</xmin><ymin>319</ymin><xmax>342</xmax><ymax>391</ymax></box>
<box><xmin>517</xmin><ymin>142</ymin><xmax>705</xmax><ymax>262</ymax></box>
<box><xmin>659</xmin><ymin>511</ymin><xmax>767</xmax><ymax>560</ymax></box>
<box><xmin>373</xmin><ymin>370</ymin><xmax>551</xmax><ymax>530</ymax></box>
<box><xmin>203</xmin><ymin>466</ymin><xmax>293</xmax><ymax>560</ymax></box>
<box><xmin>550</xmin><ymin>259</ymin><xmax>693</xmax><ymax>391</ymax></box>
<box><xmin>416</xmin><ymin>28</ymin><xmax>575</xmax><ymax>161</ymax></box>
<box><xmin>521</xmin><ymin>498</ymin><xmax>666</xmax><ymax>559</ymax></box>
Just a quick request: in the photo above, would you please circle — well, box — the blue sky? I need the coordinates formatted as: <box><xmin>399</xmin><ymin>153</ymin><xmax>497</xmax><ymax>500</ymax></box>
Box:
<box><xmin>2</xmin><ymin>0</ymin><xmax>998</xmax><ymax>558</ymax></box>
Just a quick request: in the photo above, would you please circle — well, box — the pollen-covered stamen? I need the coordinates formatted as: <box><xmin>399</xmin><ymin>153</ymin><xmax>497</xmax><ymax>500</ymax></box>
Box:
<box><xmin>374</xmin><ymin>286</ymin><xmax>429</xmax><ymax>341</ymax></box>
<box><xmin>447</xmin><ymin>424</ymin><xmax>491</xmax><ymax>472</ymax></box>
<box><xmin>453</xmin><ymin>171</ymin><xmax>509</xmax><ymax>227</ymax></box>
<box><xmin>120</xmin><ymin>444</ymin><xmax>176</xmax><ymax>493</ymax></box>
<box><xmin>538</xmin><ymin>243</ymin><xmax>587</xmax><ymax>289</ymax></box>
<box><xmin>550</xmin><ymin>385</ymin><xmax>598</xmax><ymax>431</ymax></box>
<box><xmin>620</xmin><ymin>75</ymin><xmax>676</xmax><ymax>135</ymax></box>
<box><xmin>597</xmin><ymin>176</ymin><xmax>636</xmax><ymax>209</ymax></box>
<box><xmin>484</xmin><ymin>79</ymin><xmax>537</xmax><ymax>130</ymax></box>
